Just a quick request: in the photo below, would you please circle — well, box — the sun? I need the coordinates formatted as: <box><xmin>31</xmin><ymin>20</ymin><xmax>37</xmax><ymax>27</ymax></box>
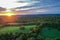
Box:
<box><xmin>4</xmin><ymin>10</ymin><xmax>14</xmax><ymax>16</ymax></box>
<box><xmin>5</xmin><ymin>11</ymin><xmax>14</xmax><ymax>16</ymax></box>
<box><xmin>0</xmin><ymin>9</ymin><xmax>15</xmax><ymax>16</ymax></box>
<box><xmin>5</xmin><ymin>12</ymin><xmax>13</xmax><ymax>16</ymax></box>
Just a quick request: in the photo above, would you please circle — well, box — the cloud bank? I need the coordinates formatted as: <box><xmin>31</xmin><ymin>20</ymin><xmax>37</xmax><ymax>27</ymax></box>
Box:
<box><xmin>0</xmin><ymin>0</ymin><xmax>60</xmax><ymax>15</ymax></box>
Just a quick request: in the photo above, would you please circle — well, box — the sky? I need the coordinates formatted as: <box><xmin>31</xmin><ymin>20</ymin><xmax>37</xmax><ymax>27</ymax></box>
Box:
<box><xmin>0</xmin><ymin>0</ymin><xmax>60</xmax><ymax>15</ymax></box>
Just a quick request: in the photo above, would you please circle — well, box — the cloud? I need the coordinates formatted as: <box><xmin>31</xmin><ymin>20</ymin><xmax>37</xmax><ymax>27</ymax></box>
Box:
<box><xmin>14</xmin><ymin>5</ymin><xmax>60</xmax><ymax>15</ymax></box>
<box><xmin>0</xmin><ymin>0</ymin><xmax>30</xmax><ymax>9</ymax></box>
<box><xmin>0</xmin><ymin>0</ymin><xmax>60</xmax><ymax>14</ymax></box>
<box><xmin>0</xmin><ymin>7</ymin><xmax>6</xmax><ymax>12</ymax></box>
<box><xmin>15</xmin><ymin>0</ymin><xmax>60</xmax><ymax>14</ymax></box>
<box><xmin>15</xmin><ymin>6</ymin><xmax>42</xmax><ymax>11</ymax></box>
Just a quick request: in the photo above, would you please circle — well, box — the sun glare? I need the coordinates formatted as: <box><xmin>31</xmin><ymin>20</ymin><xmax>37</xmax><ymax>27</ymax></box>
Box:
<box><xmin>0</xmin><ymin>9</ymin><xmax>15</xmax><ymax>16</ymax></box>
<box><xmin>5</xmin><ymin>12</ymin><xmax>13</xmax><ymax>16</ymax></box>
<box><xmin>4</xmin><ymin>10</ymin><xmax>13</xmax><ymax>16</ymax></box>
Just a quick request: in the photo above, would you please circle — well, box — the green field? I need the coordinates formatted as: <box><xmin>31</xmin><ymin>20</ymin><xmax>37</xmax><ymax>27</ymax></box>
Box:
<box><xmin>0</xmin><ymin>25</ymin><xmax>60</xmax><ymax>39</ymax></box>
<box><xmin>0</xmin><ymin>25</ymin><xmax>36</xmax><ymax>34</ymax></box>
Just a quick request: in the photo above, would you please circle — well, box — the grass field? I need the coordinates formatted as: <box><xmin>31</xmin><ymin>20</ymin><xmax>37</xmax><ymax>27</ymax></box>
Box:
<box><xmin>0</xmin><ymin>25</ymin><xmax>60</xmax><ymax>39</ymax></box>
<box><xmin>0</xmin><ymin>25</ymin><xmax>36</xmax><ymax>34</ymax></box>
<box><xmin>0</xmin><ymin>24</ymin><xmax>60</xmax><ymax>40</ymax></box>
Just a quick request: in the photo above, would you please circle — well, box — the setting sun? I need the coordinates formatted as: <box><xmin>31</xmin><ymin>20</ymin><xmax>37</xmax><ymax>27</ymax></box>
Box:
<box><xmin>0</xmin><ymin>10</ymin><xmax>15</xmax><ymax>16</ymax></box>
<box><xmin>5</xmin><ymin>12</ymin><xmax>14</xmax><ymax>16</ymax></box>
